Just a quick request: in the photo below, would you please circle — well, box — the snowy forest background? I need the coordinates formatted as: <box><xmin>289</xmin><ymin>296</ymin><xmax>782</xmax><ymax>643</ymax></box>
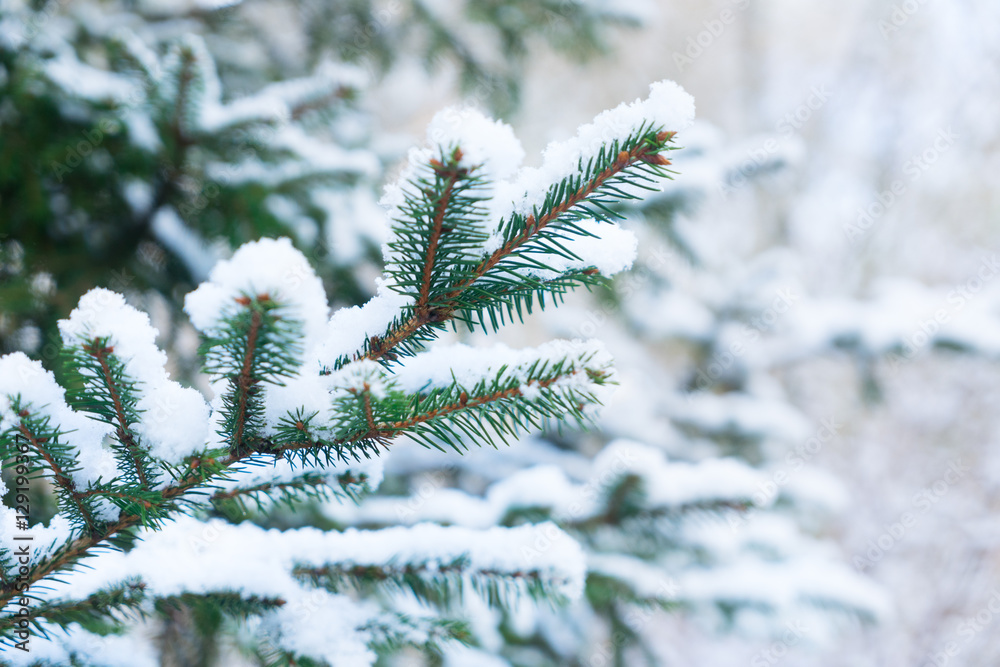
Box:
<box><xmin>1</xmin><ymin>0</ymin><xmax>1000</xmax><ymax>665</ymax></box>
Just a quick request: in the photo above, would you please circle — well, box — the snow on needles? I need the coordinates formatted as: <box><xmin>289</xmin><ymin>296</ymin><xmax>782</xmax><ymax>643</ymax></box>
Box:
<box><xmin>489</xmin><ymin>79</ymin><xmax>695</xmax><ymax>225</ymax></box>
<box><xmin>0</xmin><ymin>353</ymin><xmax>114</xmax><ymax>488</ymax></box>
<box><xmin>378</xmin><ymin>105</ymin><xmax>524</xmax><ymax>255</ymax></box>
<box><xmin>315</xmin><ymin>278</ymin><xmax>412</xmax><ymax>367</ymax></box>
<box><xmin>327</xmin><ymin>440</ymin><xmax>768</xmax><ymax>529</ymax></box>
<box><xmin>60</xmin><ymin>289</ymin><xmax>211</xmax><ymax>465</ymax></box>
<box><xmin>380</xmin><ymin>80</ymin><xmax>693</xmax><ymax>283</ymax></box>
<box><xmin>25</xmin><ymin>516</ymin><xmax>586</xmax><ymax>664</ymax></box>
<box><xmin>184</xmin><ymin>238</ymin><xmax>341</xmax><ymax>439</ymax></box>
<box><xmin>0</xmin><ymin>354</ymin><xmax>113</xmax><ymax>558</ymax></box>
<box><xmin>184</xmin><ymin>237</ymin><xmax>330</xmax><ymax>354</ymax></box>
<box><xmin>425</xmin><ymin>107</ymin><xmax>525</xmax><ymax>181</ymax></box>
<box><xmin>391</xmin><ymin>339</ymin><xmax>614</xmax><ymax>398</ymax></box>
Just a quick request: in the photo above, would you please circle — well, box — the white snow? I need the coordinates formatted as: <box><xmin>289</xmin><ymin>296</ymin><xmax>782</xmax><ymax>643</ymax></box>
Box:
<box><xmin>488</xmin><ymin>80</ymin><xmax>695</xmax><ymax>229</ymax></box>
<box><xmin>512</xmin><ymin>218</ymin><xmax>638</xmax><ymax>280</ymax></box>
<box><xmin>591</xmin><ymin>440</ymin><xmax>767</xmax><ymax>509</ymax></box>
<box><xmin>264</xmin><ymin>589</ymin><xmax>378</xmax><ymax>666</ymax></box>
<box><xmin>315</xmin><ymin>279</ymin><xmax>413</xmax><ymax>366</ymax></box>
<box><xmin>587</xmin><ymin>553</ymin><xmax>677</xmax><ymax>601</ymax></box>
<box><xmin>43</xmin><ymin>52</ymin><xmax>139</xmax><ymax>104</ymax></box>
<box><xmin>678</xmin><ymin>558</ymin><xmax>890</xmax><ymax>622</ymax></box>
<box><xmin>200</xmin><ymin>60</ymin><xmax>366</xmax><ymax>133</ymax></box>
<box><xmin>667</xmin><ymin>392</ymin><xmax>813</xmax><ymax>444</ymax></box>
<box><xmin>265</xmin><ymin>195</ymin><xmax>319</xmax><ymax>245</ymax></box>
<box><xmin>0</xmin><ymin>352</ymin><xmax>115</xmax><ymax>491</ymax></box>
<box><xmin>390</xmin><ymin>339</ymin><xmax>614</xmax><ymax>397</ymax></box>
<box><xmin>425</xmin><ymin>107</ymin><xmax>525</xmax><ymax>181</ymax></box>
<box><xmin>206</xmin><ymin>128</ymin><xmax>380</xmax><ymax>185</ymax></box>
<box><xmin>28</xmin><ymin>516</ymin><xmax>587</xmax><ymax>603</ymax></box>
<box><xmin>150</xmin><ymin>207</ymin><xmax>221</xmax><ymax>283</ymax></box>
<box><xmin>122</xmin><ymin>110</ymin><xmax>162</xmax><ymax>152</ymax></box>
<box><xmin>0</xmin><ymin>623</ymin><xmax>159</xmax><ymax>667</ymax></box>
<box><xmin>59</xmin><ymin>289</ymin><xmax>211</xmax><ymax>466</ymax></box>
<box><xmin>184</xmin><ymin>237</ymin><xmax>331</xmax><ymax>356</ymax></box>
<box><xmin>378</xmin><ymin>107</ymin><xmax>523</xmax><ymax>269</ymax></box>
<box><xmin>0</xmin><ymin>506</ymin><xmax>76</xmax><ymax>571</ymax></box>
<box><xmin>19</xmin><ymin>515</ymin><xmax>586</xmax><ymax>663</ymax></box>
<box><xmin>314</xmin><ymin>188</ymin><xmax>390</xmax><ymax>265</ymax></box>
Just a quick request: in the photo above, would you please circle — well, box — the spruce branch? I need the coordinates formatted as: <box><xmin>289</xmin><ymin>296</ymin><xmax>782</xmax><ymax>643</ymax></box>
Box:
<box><xmin>0</xmin><ymin>81</ymin><xmax>695</xmax><ymax>654</ymax></box>
<box><xmin>355</xmin><ymin>128</ymin><xmax>678</xmax><ymax>366</ymax></box>
<box><xmin>209</xmin><ymin>467</ymin><xmax>374</xmax><ymax>515</ymax></box>
<box><xmin>0</xmin><ymin>454</ymin><xmax>229</xmax><ymax>610</ymax></box>
<box><xmin>75</xmin><ymin>338</ymin><xmax>155</xmax><ymax>490</ymax></box>
<box><xmin>267</xmin><ymin>343</ymin><xmax>613</xmax><ymax>461</ymax></box>
<box><xmin>13</xmin><ymin>414</ymin><xmax>99</xmax><ymax>534</ymax></box>
<box><xmin>0</xmin><ymin>580</ymin><xmax>148</xmax><ymax>635</ymax></box>
<box><xmin>233</xmin><ymin>306</ymin><xmax>263</xmax><ymax>453</ymax></box>
<box><xmin>200</xmin><ymin>294</ymin><xmax>302</xmax><ymax>456</ymax></box>
<box><xmin>294</xmin><ymin>555</ymin><xmax>571</xmax><ymax>608</ymax></box>
<box><xmin>362</xmin><ymin>614</ymin><xmax>473</xmax><ymax>659</ymax></box>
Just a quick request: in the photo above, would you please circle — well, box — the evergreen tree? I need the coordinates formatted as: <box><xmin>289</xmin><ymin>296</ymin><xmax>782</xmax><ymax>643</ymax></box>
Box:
<box><xmin>1</xmin><ymin>70</ymin><xmax>693</xmax><ymax>664</ymax></box>
<box><xmin>325</xmin><ymin>127</ymin><xmax>896</xmax><ymax>665</ymax></box>
<box><xmin>6</xmin><ymin>2</ymin><xmax>959</xmax><ymax>666</ymax></box>
<box><xmin>0</xmin><ymin>0</ymin><xmax>642</xmax><ymax>361</ymax></box>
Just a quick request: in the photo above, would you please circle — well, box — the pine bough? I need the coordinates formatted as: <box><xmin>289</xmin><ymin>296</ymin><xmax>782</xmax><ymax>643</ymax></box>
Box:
<box><xmin>0</xmin><ymin>81</ymin><xmax>694</xmax><ymax>665</ymax></box>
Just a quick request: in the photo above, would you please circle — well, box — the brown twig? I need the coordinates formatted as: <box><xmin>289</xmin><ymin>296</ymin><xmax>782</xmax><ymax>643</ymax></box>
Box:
<box><xmin>85</xmin><ymin>341</ymin><xmax>149</xmax><ymax>489</ymax></box>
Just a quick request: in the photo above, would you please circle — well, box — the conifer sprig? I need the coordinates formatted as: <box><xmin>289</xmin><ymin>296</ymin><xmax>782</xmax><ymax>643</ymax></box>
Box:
<box><xmin>386</xmin><ymin>146</ymin><xmax>489</xmax><ymax>312</ymax></box>
<box><xmin>0</xmin><ymin>580</ymin><xmax>148</xmax><ymax>635</ymax></box>
<box><xmin>293</xmin><ymin>555</ymin><xmax>571</xmax><ymax>608</ymax></box>
<box><xmin>7</xmin><ymin>406</ymin><xmax>103</xmax><ymax>535</ymax></box>
<box><xmin>356</xmin><ymin>127</ymin><xmax>678</xmax><ymax>366</ymax></box>
<box><xmin>62</xmin><ymin>338</ymin><xmax>159</xmax><ymax>490</ymax></box>
<box><xmin>0</xmin><ymin>121</ymin><xmax>671</xmax><ymax>614</ymax></box>
<box><xmin>0</xmin><ymin>76</ymin><xmax>697</xmax><ymax>659</ymax></box>
<box><xmin>209</xmin><ymin>468</ymin><xmax>374</xmax><ymax>515</ymax></box>
<box><xmin>200</xmin><ymin>294</ymin><xmax>303</xmax><ymax>455</ymax></box>
<box><xmin>262</xmin><ymin>343</ymin><xmax>613</xmax><ymax>464</ymax></box>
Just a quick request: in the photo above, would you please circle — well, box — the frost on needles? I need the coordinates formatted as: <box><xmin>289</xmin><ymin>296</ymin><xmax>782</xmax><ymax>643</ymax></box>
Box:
<box><xmin>0</xmin><ymin>81</ymin><xmax>694</xmax><ymax>664</ymax></box>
